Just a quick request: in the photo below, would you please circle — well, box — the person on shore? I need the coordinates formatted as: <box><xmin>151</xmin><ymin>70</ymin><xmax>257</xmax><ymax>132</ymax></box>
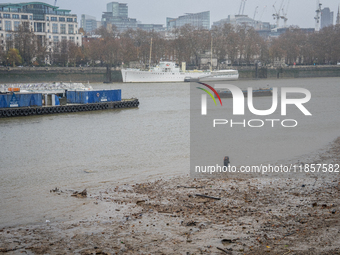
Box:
<box><xmin>224</xmin><ymin>156</ymin><xmax>230</xmax><ymax>167</ymax></box>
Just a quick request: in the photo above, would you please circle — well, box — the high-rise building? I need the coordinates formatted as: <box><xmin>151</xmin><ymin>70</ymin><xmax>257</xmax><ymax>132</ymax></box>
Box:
<box><xmin>166</xmin><ymin>11</ymin><xmax>210</xmax><ymax>30</ymax></box>
<box><xmin>106</xmin><ymin>2</ymin><xmax>128</xmax><ymax>18</ymax></box>
<box><xmin>101</xmin><ymin>2</ymin><xmax>137</xmax><ymax>31</ymax></box>
<box><xmin>336</xmin><ymin>6</ymin><xmax>340</xmax><ymax>25</ymax></box>
<box><xmin>321</xmin><ymin>7</ymin><xmax>334</xmax><ymax>29</ymax></box>
<box><xmin>81</xmin><ymin>14</ymin><xmax>97</xmax><ymax>34</ymax></box>
<box><xmin>0</xmin><ymin>2</ymin><xmax>82</xmax><ymax>51</ymax></box>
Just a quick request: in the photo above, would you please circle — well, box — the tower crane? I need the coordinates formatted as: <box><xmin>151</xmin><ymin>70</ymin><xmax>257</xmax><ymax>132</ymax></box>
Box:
<box><xmin>280</xmin><ymin>0</ymin><xmax>290</xmax><ymax>28</ymax></box>
<box><xmin>259</xmin><ymin>6</ymin><xmax>267</xmax><ymax>20</ymax></box>
<box><xmin>253</xmin><ymin>6</ymin><xmax>259</xmax><ymax>20</ymax></box>
<box><xmin>314</xmin><ymin>0</ymin><xmax>322</xmax><ymax>32</ymax></box>
<box><xmin>252</xmin><ymin>6</ymin><xmax>259</xmax><ymax>28</ymax></box>
<box><xmin>272</xmin><ymin>0</ymin><xmax>285</xmax><ymax>28</ymax></box>
<box><xmin>238</xmin><ymin>0</ymin><xmax>247</xmax><ymax>15</ymax></box>
<box><xmin>242</xmin><ymin>0</ymin><xmax>247</xmax><ymax>15</ymax></box>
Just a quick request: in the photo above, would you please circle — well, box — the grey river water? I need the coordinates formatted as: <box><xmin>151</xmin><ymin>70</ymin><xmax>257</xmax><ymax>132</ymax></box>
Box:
<box><xmin>0</xmin><ymin>78</ymin><xmax>339</xmax><ymax>228</ymax></box>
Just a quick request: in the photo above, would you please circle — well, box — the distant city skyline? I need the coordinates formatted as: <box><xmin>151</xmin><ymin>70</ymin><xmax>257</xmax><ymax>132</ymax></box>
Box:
<box><xmin>1</xmin><ymin>0</ymin><xmax>340</xmax><ymax>28</ymax></box>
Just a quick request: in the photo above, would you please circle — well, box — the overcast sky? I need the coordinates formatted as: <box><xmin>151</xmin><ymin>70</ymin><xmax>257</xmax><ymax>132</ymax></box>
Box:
<box><xmin>1</xmin><ymin>0</ymin><xmax>340</xmax><ymax>28</ymax></box>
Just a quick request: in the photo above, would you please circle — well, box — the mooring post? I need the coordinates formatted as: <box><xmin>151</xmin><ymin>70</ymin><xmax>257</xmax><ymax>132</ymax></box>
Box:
<box><xmin>255</xmin><ymin>62</ymin><xmax>258</xmax><ymax>79</ymax></box>
<box><xmin>104</xmin><ymin>63</ymin><xmax>112</xmax><ymax>83</ymax></box>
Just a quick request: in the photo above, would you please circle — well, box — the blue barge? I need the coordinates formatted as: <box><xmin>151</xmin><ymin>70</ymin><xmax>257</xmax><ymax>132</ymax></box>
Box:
<box><xmin>0</xmin><ymin>87</ymin><xmax>139</xmax><ymax>118</ymax></box>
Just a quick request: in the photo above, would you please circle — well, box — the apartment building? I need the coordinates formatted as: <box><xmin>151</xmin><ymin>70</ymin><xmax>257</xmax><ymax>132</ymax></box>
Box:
<box><xmin>0</xmin><ymin>2</ymin><xmax>82</xmax><ymax>52</ymax></box>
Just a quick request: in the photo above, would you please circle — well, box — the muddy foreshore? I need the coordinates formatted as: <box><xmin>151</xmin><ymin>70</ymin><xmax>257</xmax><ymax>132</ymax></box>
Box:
<box><xmin>1</xmin><ymin>138</ymin><xmax>340</xmax><ymax>255</ymax></box>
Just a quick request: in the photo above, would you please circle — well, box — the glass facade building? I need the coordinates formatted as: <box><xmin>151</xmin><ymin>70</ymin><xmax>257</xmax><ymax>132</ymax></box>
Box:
<box><xmin>80</xmin><ymin>14</ymin><xmax>98</xmax><ymax>34</ymax></box>
<box><xmin>167</xmin><ymin>11</ymin><xmax>210</xmax><ymax>30</ymax></box>
<box><xmin>321</xmin><ymin>8</ymin><xmax>334</xmax><ymax>29</ymax></box>
<box><xmin>101</xmin><ymin>2</ymin><xmax>137</xmax><ymax>31</ymax></box>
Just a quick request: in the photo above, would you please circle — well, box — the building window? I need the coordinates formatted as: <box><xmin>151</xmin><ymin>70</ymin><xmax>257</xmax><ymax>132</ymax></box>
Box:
<box><xmin>53</xmin><ymin>36</ymin><xmax>59</xmax><ymax>43</ymax></box>
<box><xmin>52</xmin><ymin>23</ymin><xmax>58</xmax><ymax>34</ymax></box>
<box><xmin>51</xmin><ymin>17</ymin><xmax>57</xmax><ymax>21</ymax></box>
<box><xmin>49</xmin><ymin>35</ymin><xmax>51</xmax><ymax>38</ymax></box>
<box><xmin>68</xmin><ymin>24</ymin><xmax>74</xmax><ymax>34</ymax></box>
<box><xmin>30</xmin><ymin>15</ymin><xmax>33</xmax><ymax>20</ymax></box>
<box><xmin>12</xmin><ymin>14</ymin><xmax>19</xmax><ymax>19</ymax></box>
<box><xmin>67</xmin><ymin>18</ymin><xmax>73</xmax><ymax>22</ymax></box>
<box><xmin>60</xmin><ymin>24</ymin><xmax>66</xmax><ymax>34</ymax></box>
<box><xmin>21</xmin><ymin>15</ymin><xmax>28</xmax><ymax>20</ymax></box>
<box><xmin>35</xmin><ymin>22</ymin><xmax>43</xmax><ymax>32</ymax></box>
<box><xmin>5</xmin><ymin>21</ymin><xmax>11</xmax><ymax>31</ymax></box>
<box><xmin>22</xmin><ymin>22</ymin><xmax>29</xmax><ymax>30</ymax></box>
<box><xmin>59</xmin><ymin>17</ymin><xmax>65</xmax><ymax>22</ymax></box>
<box><xmin>74</xmin><ymin>18</ymin><xmax>77</xmax><ymax>22</ymax></box>
<box><xmin>14</xmin><ymin>21</ymin><xmax>20</xmax><ymax>31</ymax></box>
<box><xmin>46</xmin><ymin>16</ymin><xmax>49</xmax><ymax>21</ymax></box>
<box><xmin>4</xmin><ymin>14</ymin><xmax>11</xmax><ymax>19</ymax></box>
<box><xmin>6</xmin><ymin>34</ymin><xmax>12</xmax><ymax>39</ymax></box>
<box><xmin>61</xmin><ymin>36</ymin><xmax>67</xmax><ymax>41</ymax></box>
<box><xmin>69</xmin><ymin>36</ymin><xmax>74</xmax><ymax>41</ymax></box>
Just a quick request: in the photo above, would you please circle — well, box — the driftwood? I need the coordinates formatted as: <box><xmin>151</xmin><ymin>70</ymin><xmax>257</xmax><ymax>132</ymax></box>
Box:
<box><xmin>195</xmin><ymin>194</ymin><xmax>221</xmax><ymax>200</ymax></box>
<box><xmin>177</xmin><ymin>186</ymin><xmax>205</xmax><ymax>189</ymax></box>
<box><xmin>71</xmin><ymin>189</ymin><xmax>87</xmax><ymax>198</ymax></box>
<box><xmin>216</xmin><ymin>247</ymin><xmax>232</xmax><ymax>254</ymax></box>
<box><xmin>0</xmin><ymin>246</ymin><xmax>25</xmax><ymax>252</ymax></box>
<box><xmin>284</xmin><ymin>231</ymin><xmax>296</xmax><ymax>237</ymax></box>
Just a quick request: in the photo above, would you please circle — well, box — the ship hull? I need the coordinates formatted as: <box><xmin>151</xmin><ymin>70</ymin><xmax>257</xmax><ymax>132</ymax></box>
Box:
<box><xmin>121</xmin><ymin>69</ymin><xmax>208</xmax><ymax>83</ymax></box>
<box><xmin>199</xmin><ymin>73</ymin><xmax>239</xmax><ymax>82</ymax></box>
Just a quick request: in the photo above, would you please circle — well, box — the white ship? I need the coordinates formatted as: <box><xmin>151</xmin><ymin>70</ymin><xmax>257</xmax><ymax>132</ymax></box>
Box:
<box><xmin>121</xmin><ymin>62</ymin><xmax>209</xmax><ymax>83</ymax></box>
<box><xmin>121</xmin><ymin>38</ymin><xmax>238</xmax><ymax>83</ymax></box>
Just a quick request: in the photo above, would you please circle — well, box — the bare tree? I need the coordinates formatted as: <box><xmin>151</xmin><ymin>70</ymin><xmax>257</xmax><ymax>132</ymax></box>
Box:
<box><xmin>14</xmin><ymin>25</ymin><xmax>38</xmax><ymax>65</ymax></box>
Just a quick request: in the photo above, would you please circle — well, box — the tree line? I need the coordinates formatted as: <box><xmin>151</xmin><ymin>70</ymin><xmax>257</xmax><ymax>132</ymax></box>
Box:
<box><xmin>1</xmin><ymin>23</ymin><xmax>340</xmax><ymax>68</ymax></box>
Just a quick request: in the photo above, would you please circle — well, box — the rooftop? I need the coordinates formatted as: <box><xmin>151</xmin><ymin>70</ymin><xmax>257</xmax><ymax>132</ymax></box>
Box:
<box><xmin>0</xmin><ymin>2</ymin><xmax>72</xmax><ymax>15</ymax></box>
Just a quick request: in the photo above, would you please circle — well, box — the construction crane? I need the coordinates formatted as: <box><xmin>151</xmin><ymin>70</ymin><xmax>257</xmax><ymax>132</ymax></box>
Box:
<box><xmin>259</xmin><ymin>6</ymin><xmax>267</xmax><ymax>20</ymax></box>
<box><xmin>272</xmin><ymin>0</ymin><xmax>285</xmax><ymax>28</ymax></box>
<box><xmin>253</xmin><ymin>6</ymin><xmax>259</xmax><ymax>20</ymax></box>
<box><xmin>280</xmin><ymin>0</ymin><xmax>290</xmax><ymax>28</ymax></box>
<box><xmin>238</xmin><ymin>0</ymin><xmax>247</xmax><ymax>15</ymax></box>
<box><xmin>253</xmin><ymin>6</ymin><xmax>259</xmax><ymax>28</ymax></box>
<box><xmin>314</xmin><ymin>0</ymin><xmax>322</xmax><ymax>32</ymax></box>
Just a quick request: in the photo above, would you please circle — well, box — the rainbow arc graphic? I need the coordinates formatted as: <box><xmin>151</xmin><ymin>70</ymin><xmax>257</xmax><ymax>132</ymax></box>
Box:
<box><xmin>196</xmin><ymin>82</ymin><xmax>222</xmax><ymax>106</ymax></box>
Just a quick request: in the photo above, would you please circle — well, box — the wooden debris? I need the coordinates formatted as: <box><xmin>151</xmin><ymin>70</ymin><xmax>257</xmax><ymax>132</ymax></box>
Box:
<box><xmin>216</xmin><ymin>247</ymin><xmax>232</xmax><ymax>254</ymax></box>
<box><xmin>71</xmin><ymin>189</ymin><xmax>87</xmax><ymax>198</ymax></box>
<box><xmin>195</xmin><ymin>194</ymin><xmax>221</xmax><ymax>200</ymax></box>
<box><xmin>177</xmin><ymin>186</ymin><xmax>205</xmax><ymax>189</ymax></box>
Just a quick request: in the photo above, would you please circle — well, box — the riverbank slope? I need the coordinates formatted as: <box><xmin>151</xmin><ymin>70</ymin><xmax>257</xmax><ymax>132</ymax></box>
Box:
<box><xmin>1</xmin><ymin>137</ymin><xmax>339</xmax><ymax>254</ymax></box>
